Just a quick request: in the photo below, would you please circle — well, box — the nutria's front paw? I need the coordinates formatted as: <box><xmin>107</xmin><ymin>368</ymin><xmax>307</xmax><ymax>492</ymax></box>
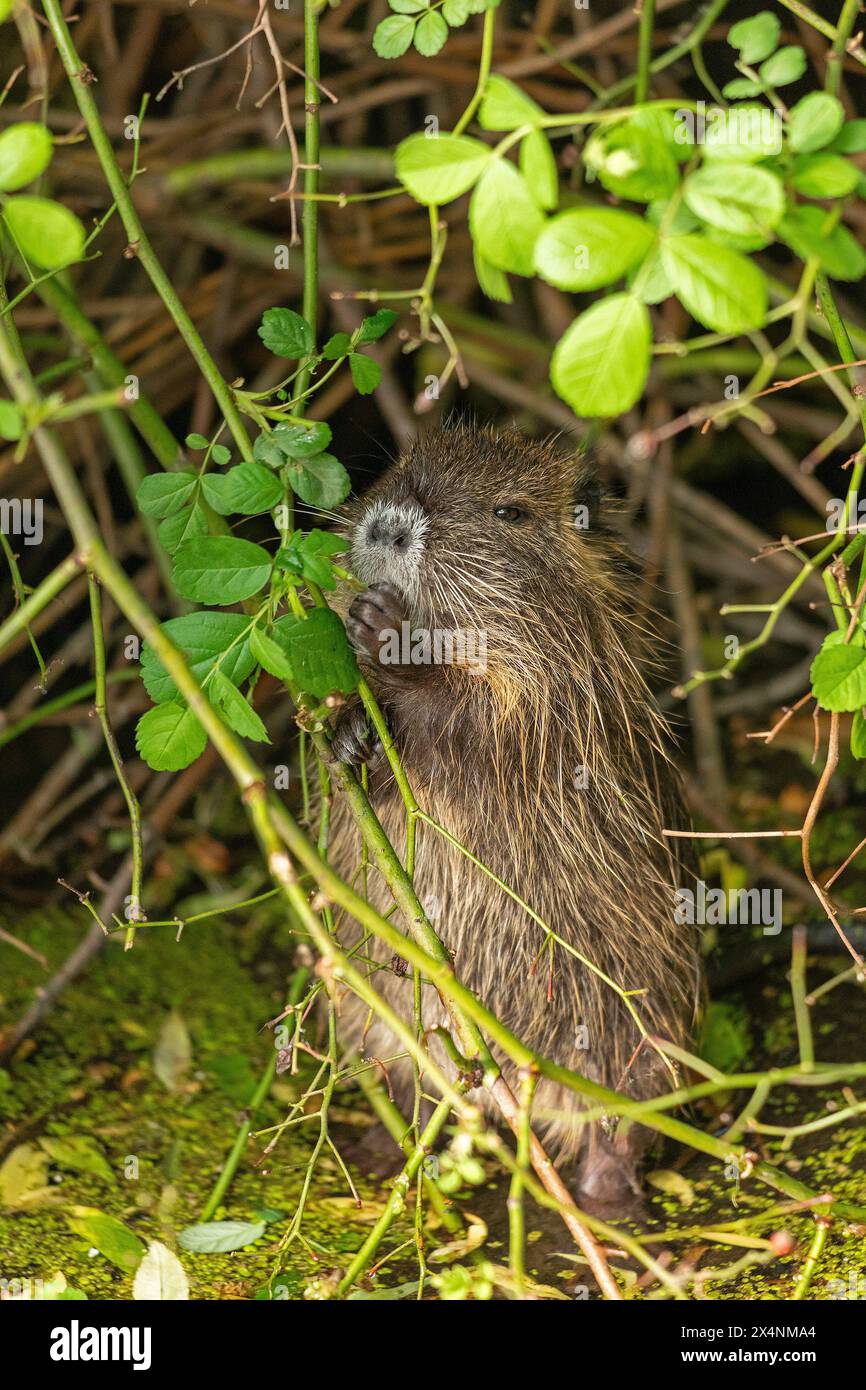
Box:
<box><xmin>329</xmin><ymin>700</ymin><xmax>383</xmax><ymax>769</ymax></box>
<box><xmin>346</xmin><ymin>582</ymin><xmax>406</xmax><ymax>666</ymax></box>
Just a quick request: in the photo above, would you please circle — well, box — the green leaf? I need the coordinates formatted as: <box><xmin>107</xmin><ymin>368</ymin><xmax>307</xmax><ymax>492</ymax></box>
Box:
<box><xmin>201</xmin><ymin>462</ymin><xmax>283</xmax><ymax>516</ymax></box>
<box><xmin>272</xmin><ymin>608</ymin><xmax>360</xmax><ymax>697</ymax></box>
<box><xmin>39</xmin><ymin>1136</ymin><xmax>114</xmax><ymax>1183</ymax></box>
<box><xmin>395</xmin><ymin>132</ymin><xmax>491</xmax><ymax>205</ymax></box>
<box><xmin>627</xmin><ymin>242</ymin><xmax>674</xmax><ymax>305</ymax></box>
<box><xmin>3</xmin><ymin>195</ymin><xmax>85</xmax><ymax>270</ymax></box>
<box><xmin>322</xmin><ymin>331</ymin><xmax>352</xmax><ymax>360</ymax></box>
<box><xmin>811</xmin><ymin>642</ymin><xmax>866</xmax><ymax>712</ymax></box>
<box><xmin>141</xmin><ymin>612</ymin><xmax>255</xmax><ymax>703</ymax></box>
<box><xmin>584</xmin><ymin>111</ymin><xmax>679</xmax><ymax>202</ymax></box>
<box><xmin>550</xmin><ymin>293</ymin><xmax>651</xmax><ymax>419</ymax></box>
<box><xmin>414</xmin><ymin>9</ymin><xmax>448</xmax><ymax>55</ymax></box>
<box><xmin>208</xmin><ymin>668</ymin><xmax>269</xmax><ymax>743</ymax></box>
<box><xmin>728</xmin><ymin>11</ymin><xmax>780</xmax><ymax>63</ymax></box>
<box><xmin>185</xmin><ymin>432</ymin><xmax>209</xmax><ymax>449</ymax></box>
<box><xmin>469</xmin><ymin>159</ymin><xmax>545</xmax><ymax>276</ymax></box>
<box><xmin>478</xmin><ymin>74</ymin><xmax>544</xmax><ymax>131</ymax></box>
<box><xmin>0</xmin><ymin>399</ymin><xmax>23</xmax><ymax>441</ymax></box>
<box><xmin>831</xmin><ymin>120</ymin><xmax>866</xmax><ymax>154</ymax></box>
<box><xmin>852</xmin><ymin>710</ymin><xmax>866</xmax><ymax>759</ymax></box>
<box><xmin>533</xmin><ymin>207</ymin><xmax>654</xmax><ymax>291</ymax></box>
<box><xmin>179</xmin><ymin>1221</ymin><xmax>266</xmax><ymax>1254</ymax></box>
<box><xmin>157</xmin><ymin>500</ymin><xmax>208</xmax><ymax>555</ymax></box>
<box><xmin>137</xmin><ymin>470</ymin><xmax>198</xmax><ymax>518</ymax></box>
<box><xmin>373</xmin><ymin>13</ymin><xmax>416</xmax><ymax>59</ymax></box>
<box><xmin>703</xmin><ymin>105</ymin><xmax>783</xmax><ymax>162</ymax></box>
<box><xmin>132</xmin><ymin>1241</ymin><xmax>189</xmax><ymax>1301</ymax></box>
<box><xmin>722</xmin><ymin>78</ymin><xmax>763</xmax><ymax>99</ymax></box>
<box><xmin>791</xmin><ymin>151</ymin><xmax>860</xmax><ymax>198</ymax></box>
<box><xmin>661</xmin><ymin>234</ymin><xmax>768</xmax><ymax>333</ymax></box>
<box><xmin>442</xmin><ymin>0</ymin><xmax>471</xmax><ymax>24</ymax></box>
<box><xmin>778</xmin><ymin>205</ymin><xmax>866</xmax><ymax>281</ymax></box>
<box><xmin>285</xmin><ymin>451</ymin><xmax>352</xmax><ymax>509</ymax></box>
<box><xmin>358</xmin><ymin>308</ymin><xmax>399</xmax><ymax>343</ymax></box>
<box><xmin>172</xmin><ymin>536</ymin><xmax>272</xmax><ymax>605</ymax></box>
<box><xmin>135</xmin><ymin>702</ymin><xmax>207</xmax><ymax>771</ymax></box>
<box><xmin>66</xmin><ymin>1209</ymin><xmax>145</xmax><ymax>1273</ymax></box>
<box><xmin>519</xmin><ymin>129</ymin><xmax>558</xmax><ymax>211</ymax></box>
<box><xmin>349</xmin><ymin>352</ymin><xmax>382</xmax><ymax>394</ymax></box>
<box><xmin>250</xmin><ymin>625</ymin><xmax>296</xmax><ymax>684</ymax></box>
<box><xmin>0</xmin><ymin>123</ymin><xmax>53</xmax><ymax>192</ymax></box>
<box><xmin>473</xmin><ymin>245</ymin><xmax>512</xmax><ymax>302</ymax></box>
<box><xmin>211</xmin><ymin>443</ymin><xmax>231</xmax><ymax>465</ymax></box>
<box><xmin>258</xmin><ymin>307</ymin><xmax>315</xmax><ymax>358</ymax></box>
<box><xmin>265</xmin><ymin>422</ymin><xmax>330</xmax><ymax>461</ymax></box>
<box><xmin>682</xmin><ymin>162</ymin><xmax>784</xmax><ymax>241</ymax></box>
<box><xmin>759</xmin><ymin>44</ymin><xmax>806</xmax><ymax>87</ymax></box>
<box><xmin>275</xmin><ymin>528</ymin><xmax>350</xmax><ymax>589</ymax></box>
<box><xmin>788</xmin><ymin>92</ymin><xmax>845</xmax><ymax>154</ymax></box>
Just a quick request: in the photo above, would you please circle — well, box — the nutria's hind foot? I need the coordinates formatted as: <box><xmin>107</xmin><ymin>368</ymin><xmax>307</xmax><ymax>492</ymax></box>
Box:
<box><xmin>329</xmin><ymin>699</ymin><xmax>383</xmax><ymax>769</ymax></box>
<box><xmin>575</xmin><ymin>1143</ymin><xmax>646</xmax><ymax>1219</ymax></box>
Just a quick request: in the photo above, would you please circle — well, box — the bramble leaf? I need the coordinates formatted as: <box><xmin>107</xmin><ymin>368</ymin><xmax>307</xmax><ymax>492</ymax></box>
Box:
<box><xmin>550</xmin><ymin>293</ymin><xmax>651</xmax><ymax>419</ymax></box>
<box><xmin>395</xmin><ymin>132</ymin><xmax>491</xmax><ymax>205</ymax></box>
<box><xmin>662</xmin><ymin>234</ymin><xmax>768</xmax><ymax>333</ymax></box>
<box><xmin>135</xmin><ymin>702</ymin><xmax>207</xmax><ymax>771</ymax></box>
<box><xmin>285</xmin><ymin>452</ymin><xmax>351</xmax><ymax>510</ymax></box>
<box><xmin>0</xmin><ymin>123</ymin><xmax>53</xmax><ymax>192</ymax></box>
<box><xmin>140</xmin><ymin>612</ymin><xmax>255</xmax><ymax>702</ymax></box>
<box><xmin>534</xmin><ymin>207</ymin><xmax>654</xmax><ymax>291</ymax></box>
<box><xmin>172</xmin><ymin>537</ymin><xmax>272</xmax><ymax>605</ymax></box>
<box><xmin>3</xmin><ymin>196</ymin><xmax>85</xmax><ymax>270</ymax></box>
<box><xmin>469</xmin><ymin>159</ymin><xmax>545</xmax><ymax>276</ymax></box>
<box><xmin>208</xmin><ymin>668</ymin><xmax>269</xmax><ymax>743</ymax></box>
<box><xmin>272</xmin><ymin>608</ymin><xmax>360</xmax><ymax>697</ymax></box>
<box><xmin>137</xmin><ymin>471</ymin><xmax>199</xmax><ymax>519</ymax></box>
<box><xmin>258</xmin><ymin>307</ymin><xmax>315</xmax><ymax>358</ymax></box>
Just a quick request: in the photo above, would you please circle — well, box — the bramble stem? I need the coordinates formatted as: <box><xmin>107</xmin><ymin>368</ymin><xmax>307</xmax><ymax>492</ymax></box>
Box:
<box><xmin>0</xmin><ymin>551</ymin><xmax>82</xmax><ymax>657</ymax></box>
<box><xmin>635</xmin><ymin>0</ymin><xmax>656</xmax><ymax>102</ymax></box>
<box><xmin>87</xmin><ymin>575</ymin><xmax>144</xmax><ymax>948</ymax></box>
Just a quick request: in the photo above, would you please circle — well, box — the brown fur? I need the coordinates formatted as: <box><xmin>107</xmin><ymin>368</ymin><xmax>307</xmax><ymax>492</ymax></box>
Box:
<box><xmin>324</xmin><ymin>423</ymin><xmax>702</xmax><ymax>1204</ymax></box>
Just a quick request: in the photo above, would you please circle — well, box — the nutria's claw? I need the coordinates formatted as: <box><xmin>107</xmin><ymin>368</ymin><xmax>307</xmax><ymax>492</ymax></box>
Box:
<box><xmin>346</xmin><ymin>582</ymin><xmax>406</xmax><ymax>663</ymax></box>
<box><xmin>329</xmin><ymin>699</ymin><xmax>383</xmax><ymax>769</ymax></box>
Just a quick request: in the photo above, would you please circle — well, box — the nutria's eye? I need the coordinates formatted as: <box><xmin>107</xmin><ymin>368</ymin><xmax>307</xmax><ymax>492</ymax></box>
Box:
<box><xmin>493</xmin><ymin>505</ymin><xmax>526</xmax><ymax>524</ymax></box>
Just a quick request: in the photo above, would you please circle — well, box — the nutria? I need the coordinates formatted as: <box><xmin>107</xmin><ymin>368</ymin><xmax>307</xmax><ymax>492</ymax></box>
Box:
<box><xmin>324</xmin><ymin>422</ymin><xmax>702</xmax><ymax>1207</ymax></box>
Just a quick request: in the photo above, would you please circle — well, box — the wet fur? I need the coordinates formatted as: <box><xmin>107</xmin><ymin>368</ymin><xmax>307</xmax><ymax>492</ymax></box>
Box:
<box><xmin>324</xmin><ymin>423</ymin><xmax>702</xmax><ymax>1204</ymax></box>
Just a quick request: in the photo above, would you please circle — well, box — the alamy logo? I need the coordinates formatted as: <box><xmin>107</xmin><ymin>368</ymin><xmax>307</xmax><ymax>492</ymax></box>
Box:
<box><xmin>49</xmin><ymin>1320</ymin><xmax>152</xmax><ymax>1371</ymax></box>
<box><xmin>0</xmin><ymin>497</ymin><xmax>42</xmax><ymax>545</ymax></box>
<box><xmin>379</xmin><ymin>621</ymin><xmax>487</xmax><ymax>672</ymax></box>
<box><xmin>674</xmin><ymin>879</ymin><xmax>782</xmax><ymax>935</ymax></box>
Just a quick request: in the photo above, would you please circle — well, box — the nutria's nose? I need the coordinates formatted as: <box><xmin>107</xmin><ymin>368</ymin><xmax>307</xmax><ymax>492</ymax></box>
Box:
<box><xmin>368</xmin><ymin>518</ymin><xmax>410</xmax><ymax>550</ymax></box>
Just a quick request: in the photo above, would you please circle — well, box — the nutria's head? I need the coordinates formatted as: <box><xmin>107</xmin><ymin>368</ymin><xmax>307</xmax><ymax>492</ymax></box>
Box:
<box><xmin>346</xmin><ymin>423</ymin><xmax>611</xmax><ymax>644</ymax></box>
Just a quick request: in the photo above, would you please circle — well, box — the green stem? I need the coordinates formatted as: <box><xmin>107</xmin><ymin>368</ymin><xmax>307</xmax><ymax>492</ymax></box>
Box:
<box><xmin>635</xmin><ymin>0</ymin><xmax>656</xmax><ymax>103</ymax></box>
<box><xmin>336</xmin><ymin>1097</ymin><xmax>454</xmax><ymax>1296</ymax></box>
<box><xmin>39</xmin><ymin>0</ymin><xmax>252</xmax><ymax>460</ymax></box>
<box><xmin>296</xmin><ymin>0</ymin><xmax>321</xmax><ymax>403</ymax></box>
<box><xmin>0</xmin><ymin>551</ymin><xmax>82</xmax><ymax>657</ymax></box>
<box><xmin>87</xmin><ymin>575</ymin><xmax>144</xmax><ymax>947</ymax></box>
<box><xmin>452</xmin><ymin>8</ymin><xmax>496</xmax><ymax>135</ymax></box>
